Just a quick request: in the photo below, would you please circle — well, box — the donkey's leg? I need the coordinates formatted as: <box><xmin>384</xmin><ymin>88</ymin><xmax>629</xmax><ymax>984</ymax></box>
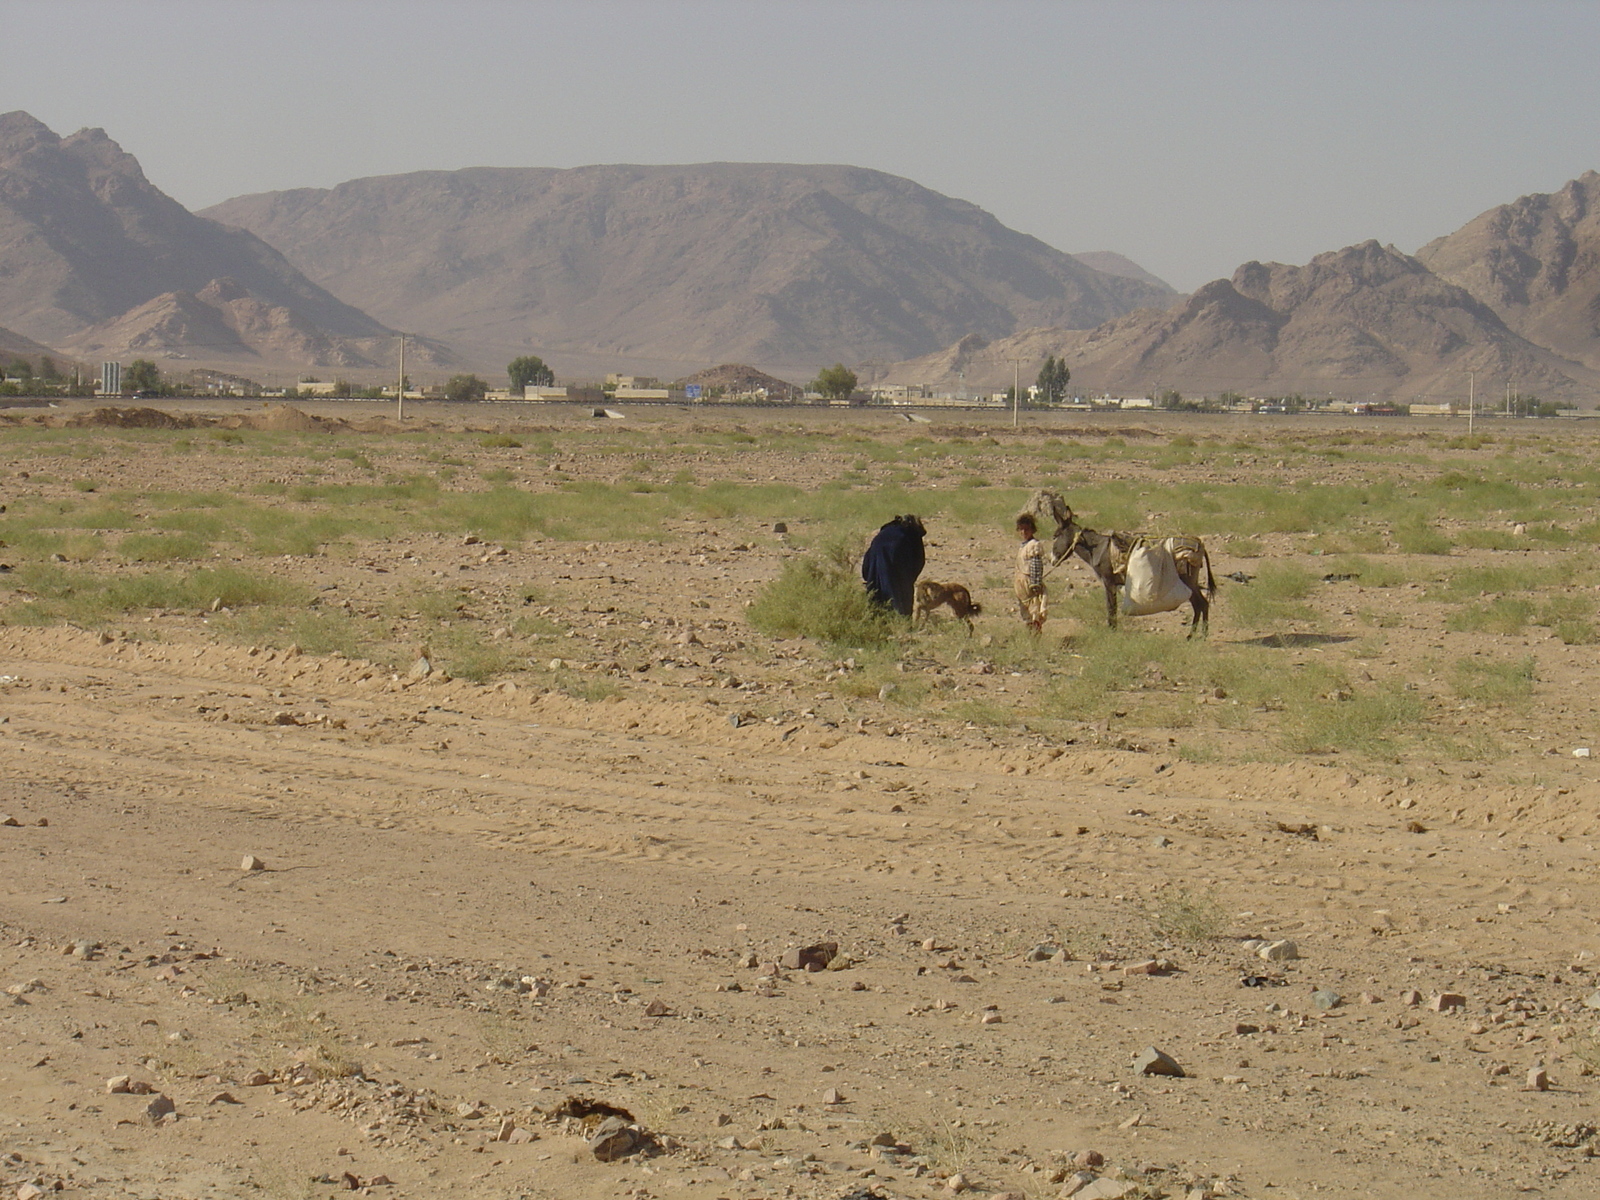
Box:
<box><xmin>1104</xmin><ymin>578</ymin><xmax>1119</xmax><ymax>629</ymax></box>
<box><xmin>1187</xmin><ymin>587</ymin><xmax>1210</xmax><ymax>639</ymax></box>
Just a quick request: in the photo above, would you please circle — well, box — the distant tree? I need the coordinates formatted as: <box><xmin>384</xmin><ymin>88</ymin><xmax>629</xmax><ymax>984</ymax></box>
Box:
<box><xmin>1035</xmin><ymin>356</ymin><xmax>1071</xmax><ymax>404</ymax></box>
<box><xmin>38</xmin><ymin>356</ymin><xmax>60</xmax><ymax>382</ymax></box>
<box><xmin>332</xmin><ymin>379</ymin><xmax>354</xmax><ymax>398</ymax></box>
<box><xmin>445</xmin><ymin>373</ymin><xmax>489</xmax><ymax>403</ymax></box>
<box><xmin>508</xmin><ymin>355</ymin><xmax>554</xmax><ymax>390</ymax></box>
<box><xmin>7</xmin><ymin>358</ymin><xmax>32</xmax><ymax>381</ymax></box>
<box><xmin>811</xmin><ymin>363</ymin><xmax>857</xmax><ymax>402</ymax></box>
<box><xmin>1157</xmin><ymin>388</ymin><xmax>1184</xmax><ymax>409</ymax></box>
<box><xmin>125</xmin><ymin>359</ymin><xmax>163</xmax><ymax>395</ymax></box>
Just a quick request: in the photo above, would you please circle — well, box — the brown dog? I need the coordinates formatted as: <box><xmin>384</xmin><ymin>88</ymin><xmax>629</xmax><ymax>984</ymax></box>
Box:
<box><xmin>913</xmin><ymin>581</ymin><xmax>982</xmax><ymax>632</ymax></box>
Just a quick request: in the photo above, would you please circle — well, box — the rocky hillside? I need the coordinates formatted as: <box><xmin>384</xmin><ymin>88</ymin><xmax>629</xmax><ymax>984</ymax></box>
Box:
<box><xmin>872</xmin><ymin>241</ymin><xmax>1598</xmax><ymax>401</ymax></box>
<box><xmin>0</xmin><ymin>324</ymin><xmax>64</xmax><ymax>369</ymax></box>
<box><xmin>0</xmin><ymin>111</ymin><xmax>437</xmax><ymax>370</ymax></box>
<box><xmin>201</xmin><ymin>163</ymin><xmax>1176</xmax><ymax>378</ymax></box>
<box><xmin>1417</xmin><ymin>171</ymin><xmax>1600</xmax><ymax>372</ymax></box>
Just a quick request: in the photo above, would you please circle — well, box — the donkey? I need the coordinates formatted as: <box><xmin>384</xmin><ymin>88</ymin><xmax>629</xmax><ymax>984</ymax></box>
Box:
<box><xmin>1029</xmin><ymin>490</ymin><xmax>1217</xmax><ymax>638</ymax></box>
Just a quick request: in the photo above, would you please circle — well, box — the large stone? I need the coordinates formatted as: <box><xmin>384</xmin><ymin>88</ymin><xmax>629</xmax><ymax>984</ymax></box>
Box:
<box><xmin>1134</xmin><ymin>1046</ymin><xmax>1185</xmax><ymax>1077</ymax></box>
<box><xmin>1074</xmin><ymin>1180</ymin><xmax>1137</xmax><ymax>1200</ymax></box>
<box><xmin>1311</xmin><ymin>989</ymin><xmax>1343</xmax><ymax>1010</ymax></box>
<box><xmin>1259</xmin><ymin>940</ymin><xmax>1299</xmax><ymax>961</ymax></box>
<box><xmin>589</xmin><ymin>1116</ymin><xmax>639</xmax><ymax>1161</ymax></box>
<box><xmin>1429</xmin><ymin>992</ymin><xmax>1466</xmax><ymax>1012</ymax></box>
<box><xmin>780</xmin><ymin>942</ymin><xmax>838</xmax><ymax>972</ymax></box>
<box><xmin>145</xmin><ymin>1094</ymin><xmax>176</xmax><ymax>1123</ymax></box>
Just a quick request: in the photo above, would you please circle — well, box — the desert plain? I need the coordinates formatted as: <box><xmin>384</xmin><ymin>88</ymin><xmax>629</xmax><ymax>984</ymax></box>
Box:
<box><xmin>4</xmin><ymin>401</ymin><xmax>1600</xmax><ymax>1200</ymax></box>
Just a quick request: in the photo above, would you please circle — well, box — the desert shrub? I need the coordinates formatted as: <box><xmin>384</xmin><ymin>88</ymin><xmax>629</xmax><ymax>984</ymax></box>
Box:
<box><xmin>218</xmin><ymin>607</ymin><xmax>383</xmax><ymax>663</ymax></box>
<box><xmin>1229</xmin><ymin>562</ymin><xmax>1317</xmax><ymax>626</ymax></box>
<box><xmin>1279</xmin><ymin>684</ymin><xmax>1422</xmax><ymax>756</ymax></box>
<box><xmin>747</xmin><ymin>548</ymin><xmax>898</xmax><ymax>648</ymax></box>
<box><xmin>1431</xmin><ymin>563</ymin><xmax>1565</xmax><ymax>601</ymax></box>
<box><xmin>1152</xmin><ymin>888</ymin><xmax>1228</xmax><ymax>944</ymax></box>
<box><xmin>119</xmin><ymin>532</ymin><xmax>212</xmax><ymax>562</ymax></box>
<box><xmin>480</xmin><ymin>434</ymin><xmax>522</xmax><ymax>449</ymax></box>
<box><xmin>1446</xmin><ymin>597</ymin><xmax>1533</xmax><ymax>635</ymax></box>
<box><xmin>2</xmin><ymin>563</ymin><xmax>303</xmax><ymax>624</ymax></box>
<box><xmin>1451</xmin><ymin>655</ymin><xmax>1536</xmax><ymax>703</ymax></box>
<box><xmin>1454</xmin><ymin>528</ymin><xmax>1519</xmax><ymax>551</ymax></box>
<box><xmin>1394</xmin><ymin>518</ymin><xmax>1453</xmax><ymax>555</ymax></box>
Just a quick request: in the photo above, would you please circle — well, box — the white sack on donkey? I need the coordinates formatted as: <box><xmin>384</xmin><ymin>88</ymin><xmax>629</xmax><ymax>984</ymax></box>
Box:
<box><xmin>1121</xmin><ymin>541</ymin><xmax>1197</xmax><ymax>616</ymax></box>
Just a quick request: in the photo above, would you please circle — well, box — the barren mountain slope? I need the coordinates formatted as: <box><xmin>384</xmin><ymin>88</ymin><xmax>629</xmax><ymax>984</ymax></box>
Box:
<box><xmin>1072</xmin><ymin>250</ymin><xmax>1177</xmax><ymax>292</ymax></box>
<box><xmin>0</xmin><ymin>111</ymin><xmax>416</xmax><ymax>368</ymax></box>
<box><xmin>873</xmin><ymin>241</ymin><xmax>1597</xmax><ymax>400</ymax></box>
<box><xmin>0</xmin><ymin>323</ymin><xmax>63</xmax><ymax>368</ymax></box>
<box><xmin>1417</xmin><ymin>170</ymin><xmax>1600</xmax><ymax>370</ymax></box>
<box><xmin>201</xmin><ymin>163</ymin><xmax>1175</xmax><ymax>376</ymax></box>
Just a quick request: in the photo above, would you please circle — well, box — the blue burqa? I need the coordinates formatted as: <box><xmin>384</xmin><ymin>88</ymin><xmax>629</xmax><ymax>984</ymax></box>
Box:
<box><xmin>861</xmin><ymin>515</ymin><xmax>926</xmax><ymax>616</ymax></box>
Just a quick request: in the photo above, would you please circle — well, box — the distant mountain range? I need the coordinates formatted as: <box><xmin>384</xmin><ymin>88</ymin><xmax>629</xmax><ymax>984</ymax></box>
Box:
<box><xmin>200</xmin><ymin>163</ymin><xmax>1176</xmax><ymax>380</ymax></box>
<box><xmin>874</xmin><ymin>238</ymin><xmax>1599</xmax><ymax>401</ymax></box>
<box><xmin>872</xmin><ymin>177</ymin><xmax>1600</xmax><ymax>403</ymax></box>
<box><xmin>0</xmin><ymin>111</ymin><xmax>448</xmax><ymax>372</ymax></box>
<box><xmin>2</xmin><ymin>107</ymin><xmax>1599</xmax><ymax>401</ymax></box>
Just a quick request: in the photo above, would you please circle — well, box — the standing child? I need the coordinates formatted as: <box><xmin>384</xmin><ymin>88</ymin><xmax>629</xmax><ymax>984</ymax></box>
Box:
<box><xmin>1014</xmin><ymin>513</ymin><xmax>1047</xmax><ymax>634</ymax></box>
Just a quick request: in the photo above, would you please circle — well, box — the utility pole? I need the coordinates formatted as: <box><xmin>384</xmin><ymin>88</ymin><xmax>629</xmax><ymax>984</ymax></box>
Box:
<box><xmin>1012</xmin><ymin>359</ymin><xmax>1021</xmax><ymax>429</ymax></box>
<box><xmin>1468</xmin><ymin>369</ymin><xmax>1475</xmax><ymax>435</ymax></box>
<box><xmin>397</xmin><ymin>333</ymin><xmax>406</xmax><ymax>423</ymax></box>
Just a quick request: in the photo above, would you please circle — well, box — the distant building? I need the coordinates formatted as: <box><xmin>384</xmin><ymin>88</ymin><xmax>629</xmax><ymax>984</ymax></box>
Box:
<box><xmin>523</xmin><ymin>385</ymin><xmax>568</xmax><ymax>399</ymax></box>
<box><xmin>613</xmin><ymin>386</ymin><xmax>673</xmax><ymax>400</ymax></box>
<box><xmin>606</xmin><ymin>374</ymin><xmax>657</xmax><ymax>389</ymax></box>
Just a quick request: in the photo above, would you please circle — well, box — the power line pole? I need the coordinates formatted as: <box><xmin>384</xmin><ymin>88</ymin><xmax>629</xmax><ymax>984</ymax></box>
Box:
<box><xmin>397</xmin><ymin>333</ymin><xmax>406</xmax><ymax>423</ymax></box>
<box><xmin>1013</xmin><ymin>359</ymin><xmax>1021</xmax><ymax>429</ymax></box>
<box><xmin>1468</xmin><ymin>369</ymin><xmax>1475</xmax><ymax>435</ymax></box>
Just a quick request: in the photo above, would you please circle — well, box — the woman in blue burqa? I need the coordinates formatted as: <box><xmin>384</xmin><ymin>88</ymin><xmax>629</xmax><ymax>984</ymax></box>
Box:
<box><xmin>860</xmin><ymin>514</ymin><xmax>926</xmax><ymax>617</ymax></box>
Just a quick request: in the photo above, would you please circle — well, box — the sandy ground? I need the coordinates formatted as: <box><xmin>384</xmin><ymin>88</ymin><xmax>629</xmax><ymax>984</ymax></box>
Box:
<box><xmin>4</xmin><ymin>402</ymin><xmax>1600</xmax><ymax>1200</ymax></box>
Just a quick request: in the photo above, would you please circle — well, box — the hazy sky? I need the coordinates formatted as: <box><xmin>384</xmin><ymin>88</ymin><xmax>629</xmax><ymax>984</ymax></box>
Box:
<box><xmin>5</xmin><ymin>0</ymin><xmax>1597</xmax><ymax>291</ymax></box>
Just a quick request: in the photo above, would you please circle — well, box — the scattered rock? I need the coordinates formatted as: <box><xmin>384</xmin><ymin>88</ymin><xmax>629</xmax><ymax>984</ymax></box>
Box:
<box><xmin>945</xmin><ymin>1172</ymin><xmax>969</xmax><ymax>1193</ymax></box>
<box><xmin>1074</xmin><ymin>1179</ymin><xmax>1137</xmax><ymax>1200</ymax></box>
<box><xmin>1073</xmin><ymin>1150</ymin><xmax>1104</xmax><ymax>1168</ymax></box>
<box><xmin>1527</xmin><ymin>1068</ymin><xmax>1550</xmax><ymax>1091</ymax></box>
<box><xmin>145</xmin><ymin>1094</ymin><xmax>176</xmax><ymax>1123</ymax></box>
<box><xmin>1400</xmin><ymin>989</ymin><xmax>1422</xmax><ymax>1007</ymax></box>
<box><xmin>0</xmin><ymin>815</ymin><xmax>19</xmax><ymax>827</ymax></box>
<box><xmin>588</xmin><ymin>1115</ymin><xmax>639</xmax><ymax>1161</ymax></box>
<box><xmin>106</xmin><ymin>1075</ymin><xmax>133</xmax><ymax>1094</ymax></box>
<box><xmin>408</xmin><ymin>656</ymin><xmax>432</xmax><ymax>679</ymax></box>
<box><xmin>1259</xmin><ymin>939</ymin><xmax>1299</xmax><ymax>961</ymax></box>
<box><xmin>1134</xmin><ymin>1046</ymin><xmax>1185</xmax><ymax>1077</ymax></box>
<box><xmin>240</xmin><ymin>855</ymin><xmax>266</xmax><ymax>872</ymax></box>
<box><xmin>643</xmin><ymin>999</ymin><xmax>672</xmax><ymax>1017</ymax></box>
<box><xmin>1311</xmin><ymin>988</ymin><xmax>1343</xmax><ymax>1010</ymax></box>
<box><xmin>780</xmin><ymin>942</ymin><xmax>838</xmax><ymax>972</ymax></box>
<box><xmin>244</xmin><ymin>1071</ymin><xmax>273</xmax><ymax>1086</ymax></box>
<box><xmin>1060</xmin><ymin>1172</ymin><xmax>1100</xmax><ymax>1197</ymax></box>
<box><xmin>208</xmin><ymin>1091</ymin><xmax>240</xmax><ymax>1105</ymax></box>
<box><xmin>822</xmin><ymin>1087</ymin><xmax>846</xmax><ymax>1104</ymax></box>
<box><xmin>1233</xmin><ymin>1023</ymin><xmax>1260</xmax><ymax>1036</ymax></box>
<box><xmin>1429</xmin><ymin>992</ymin><xmax>1466</xmax><ymax>1012</ymax></box>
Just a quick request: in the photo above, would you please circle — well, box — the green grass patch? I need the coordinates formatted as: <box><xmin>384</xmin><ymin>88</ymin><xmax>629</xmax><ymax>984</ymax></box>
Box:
<box><xmin>1451</xmin><ymin>655</ymin><xmax>1537</xmax><ymax>703</ymax></box>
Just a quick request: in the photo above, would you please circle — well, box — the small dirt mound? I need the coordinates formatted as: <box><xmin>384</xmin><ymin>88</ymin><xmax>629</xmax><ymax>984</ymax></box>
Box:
<box><xmin>63</xmin><ymin>406</ymin><xmax>200</xmax><ymax>430</ymax></box>
<box><xmin>236</xmin><ymin>405</ymin><xmax>349</xmax><ymax>433</ymax></box>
